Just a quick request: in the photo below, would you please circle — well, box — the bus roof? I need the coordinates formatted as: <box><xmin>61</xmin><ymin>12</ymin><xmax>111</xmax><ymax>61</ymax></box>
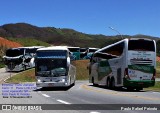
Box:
<box><xmin>88</xmin><ymin>47</ymin><xmax>99</xmax><ymax>50</ymax></box>
<box><xmin>95</xmin><ymin>38</ymin><xmax>155</xmax><ymax>54</ymax></box>
<box><xmin>95</xmin><ymin>38</ymin><xmax>128</xmax><ymax>53</ymax></box>
<box><xmin>37</xmin><ymin>46</ymin><xmax>69</xmax><ymax>51</ymax></box>
<box><xmin>7</xmin><ymin>47</ymin><xmax>25</xmax><ymax>51</ymax></box>
<box><xmin>68</xmin><ymin>46</ymin><xmax>80</xmax><ymax>49</ymax></box>
<box><xmin>17</xmin><ymin>46</ymin><xmax>44</xmax><ymax>49</ymax></box>
<box><xmin>129</xmin><ymin>38</ymin><xmax>154</xmax><ymax>41</ymax></box>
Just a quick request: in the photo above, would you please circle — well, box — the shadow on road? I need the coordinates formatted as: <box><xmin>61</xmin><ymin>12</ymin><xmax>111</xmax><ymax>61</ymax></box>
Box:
<box><xmin>34</xmin><ymin>84</ymin><xmax>74</xmax><ymax>91</ymax></box>
<box><xmin>89</xmin><ymin>85</ymin><xmax>147</xmax><ymax>92</ymax></box>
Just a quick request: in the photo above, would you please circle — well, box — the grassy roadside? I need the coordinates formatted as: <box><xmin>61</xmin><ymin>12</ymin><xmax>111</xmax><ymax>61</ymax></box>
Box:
<box><xmin>6</xmin><ymin>60</ymin><xmax>89</xmax><ymax>83</ymax></box>
<box><xmin>0</xmin><ymin>58</ymin><xmax>5</xmax><ymax>68</ymax></box>
<box><xmin>156</xmin><ymin>61</ymin><xmax>160</xmax><ymax>78</ymax></box>
<box><xmin>144</xmin><ymin>82</ymin><xmax>160</xmax><ymax>92</ymax></box>
<box><xmin>74</xmin><ymin>60</ymin><xmax>89</xmax><ymax>80</ymax></box>
<box><xmin>6</xmin><ymin>68</ymin><xmax>36</xmax><ymax>83</ymax></box>
<box><xmin>0</xmin><ymin>62</ymin><xmax>5</xmax><ymax>68</ymax></box>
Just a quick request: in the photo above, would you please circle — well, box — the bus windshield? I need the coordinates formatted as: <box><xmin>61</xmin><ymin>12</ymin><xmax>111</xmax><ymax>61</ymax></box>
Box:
<box><xmin>6</xmin><ymin>49</ymin><xmax>24</xmax><ymax>57</ymax></box>
<box><xmin>36</xmin><ymin>50</ymin><xmax>67</xmax><ymax>76</ymax></box>
<box><xmin>128</xmin><ymin>40</ymin><xmax>155</xmax><ymax>51</ymax></box>
<box><xmin>36</xmin><ymin>59</ymin><xmax>67</xmax><ymax>76</ymax></box>
<box><xmin>37</xmin><ymin>50</ymin><xmax>67</xmax><ymax>59</ymax></box>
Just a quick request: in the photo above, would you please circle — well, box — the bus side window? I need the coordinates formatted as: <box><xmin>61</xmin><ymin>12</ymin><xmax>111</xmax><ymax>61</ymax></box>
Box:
<box><xmin>101</xmin><ymin>42</ymin><xmax>124</xmax><ymax>58</ymax></box>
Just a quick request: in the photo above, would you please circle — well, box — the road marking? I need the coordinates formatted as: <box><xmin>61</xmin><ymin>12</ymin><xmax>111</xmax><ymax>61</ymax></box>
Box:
<box><xmin>42</xmin><ymin>94</ymin><xmax>50</xmax><ymax>97</ymax></box>
<box><xmin>0</xmin><ymin>78</ymin><xmax>4</xmax><ymax>82</ymax></box>
<box><xmin>37</xmin><ymin>91</ymin><xmax>41</xmax><ymax>93</ymax></box>
<box><xmin>90</xmin><ymin>111</ymin><xmax>100</xmax><ymax>113</ymax></box>
<box><xmin>3</xmin><ymin>76</ymin><xmax>10</xmax><ymax>82</ymax></box>
<box><xmin>57</xmin><ymin>99</ymin><xmax>71</xmax><ymax>104</ymax></box>
<box><xmin>81</xmin><ymin>84</ymin><xmax>160</xmax><ymax>101</ymax></box>
<box><xmin>153</xmin><ymin>92</ymin><xmax>160</xmax><ymax>94</ymax></box>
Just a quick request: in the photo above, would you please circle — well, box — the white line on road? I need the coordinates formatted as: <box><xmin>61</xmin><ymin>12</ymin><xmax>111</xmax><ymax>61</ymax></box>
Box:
<box><xmin>90</xmin><ymin>111</ymin><xmax>101</xmax><ymax>113</ymax></box>
<box><xmin>57</xmin><ymin>99</ymin><xmax>71</xmax><ymax>104</ymax></box>
<box><xmin>37</xmin><ymin>91</ymin><xmax>41</xmax><ymax>93</ymax></box>
<box><xmin>153</xmin><ymin>92</ymin><xmax>160</xmax><ymax>94</ymax></box>
<box><xmin>42</xmin><ymin>94</ymin><xmax>50</xmax><ymax>97</ymax></box>
<box><xmin>3</xmin><ymin>76</ymin><xmax>10</xmax><ymax>82</ymax></box>
<box><xmin>0</xmin><ymin>78</ymin><xmax>4</xmax><ymax>82</ymax></box>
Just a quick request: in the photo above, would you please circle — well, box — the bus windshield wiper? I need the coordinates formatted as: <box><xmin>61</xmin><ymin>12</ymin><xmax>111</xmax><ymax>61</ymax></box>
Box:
<box><xmin>37</xmin><ymin>71</ymin><xmax>50</xmax><ymax>76</ymax></box>
<box><xmin>51</xmin><ymin>68</ymin><xmax>66</xmax><ymax>77</ymax></box>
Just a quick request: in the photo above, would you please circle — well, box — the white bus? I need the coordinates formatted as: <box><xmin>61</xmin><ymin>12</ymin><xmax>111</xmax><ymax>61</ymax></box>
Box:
<box><xmin>68</xmin><ymin>47</ymin><xmax>80</xmax><ymax>60</ymax></box>
<box><xmin>83</xmin><ymin>48</ymin><xmax>99</xmax><ymax>59</ymax></box>
<box><xmin>3</xmin><ymin>46</ymin><xmax>43</xmax><ymax>71</ymax></box>
<box><xmin>89</xmin><ymin>38</ymin><xmax>156</xmax><ymax>90</ymax></box>
<box><xmin>35</xmin><ymin>46</ymin><xmax>76</xmax><ymax>87</ymax></box>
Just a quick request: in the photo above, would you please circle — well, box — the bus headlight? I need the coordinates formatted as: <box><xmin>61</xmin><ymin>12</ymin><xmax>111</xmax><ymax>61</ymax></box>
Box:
<box><xmin>37</xmin><ymin>79</ymin><xmax>41</xmax><ymax>82</ymax></box>
<box><xmin>124</xmin><ymin>75</ymin><xmax>130</xmax><ymax>80</ymax></box>
<box><xmin>61</xmin><ymin>78</ymin><xmax>65</xmax><ymax>82</ymax></box>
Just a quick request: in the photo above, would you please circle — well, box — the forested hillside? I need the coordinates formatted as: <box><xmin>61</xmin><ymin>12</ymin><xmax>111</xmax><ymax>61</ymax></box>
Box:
<box><xmin>0</xmin><ymin>23</ymin><xmax>159</xmax><ymax>50</ymax></box>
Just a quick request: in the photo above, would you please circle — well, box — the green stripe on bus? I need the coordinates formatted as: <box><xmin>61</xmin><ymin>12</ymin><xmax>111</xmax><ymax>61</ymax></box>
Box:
<box><xmin>123</xmin><ymin>78</ymin><xmax>155</xmax><ymax>88</ymax></box>
<box><xmin>98</xmin><ymin>60</ymin><xmax>112</xmax><ymax>81</ymax></box>
<box><xmin>128</xmin><ymin>65</ymin><xmax>154</xmax><ymax>73</ymax></box>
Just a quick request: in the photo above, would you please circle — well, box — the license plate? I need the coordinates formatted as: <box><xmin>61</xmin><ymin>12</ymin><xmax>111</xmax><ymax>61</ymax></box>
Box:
<box><xmin>48</xmin><ymin>83</ymin><xmax>54</xmax><ymax>86</ymax></box>
<box><xmin>138</xmin><ymin>82</ymin><xmax>143</xmax><ymax>84</ymax></box>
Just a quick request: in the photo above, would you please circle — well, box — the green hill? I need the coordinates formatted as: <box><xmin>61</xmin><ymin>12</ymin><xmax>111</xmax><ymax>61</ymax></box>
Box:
<box><xmin>7</xmin><ymin>37</ymin><xmax>50</xmax><ymax>47</ymax></box>
<box><xmin>0</xmin><ymin>23</ymin><xmax>159</xmax><ymax>49</ymax></box>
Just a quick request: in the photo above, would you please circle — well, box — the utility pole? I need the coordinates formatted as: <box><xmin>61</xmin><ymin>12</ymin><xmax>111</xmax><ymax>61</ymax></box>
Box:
<box><xmin>109</xmin><ymin>27</ymin><xmax>123</xmax><ymax>39</ymax></box>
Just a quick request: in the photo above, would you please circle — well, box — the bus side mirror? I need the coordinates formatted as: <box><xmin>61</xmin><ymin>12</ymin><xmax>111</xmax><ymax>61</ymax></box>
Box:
<box><xmin>70</xmin><ymin>52</ymin><xmax>75</xmax><ymax>61</ymax></box>
<box><xmin>70</xmin><ymin>55</ymin><xmax>75</xmax><ymax>61</ymax></box>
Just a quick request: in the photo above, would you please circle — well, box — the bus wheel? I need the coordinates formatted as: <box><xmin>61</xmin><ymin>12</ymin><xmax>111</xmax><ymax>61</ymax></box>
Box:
<box><xmin>110</xmin><ymin>78</ymin><xmax>115</xmax><ymax>89</ymax></box>
<box><xmin>23</xmin><ymin>65</ymin><xmax>26</xmax><ymax>71</ymax></box>
<box><xmin>92</xmin><ymin>77</ymin><xmax>96</xmax><ymax>86</ymax></box>
<box><xmin>73</xmin><ymin>80</ymin><xmax>75</xmax><ymax>86</ymax></box>
<box><xmin>127</xmin><ymin>87</ymin><xmax>134</xmax><ymax>91</ymax></box>
<box><xmin>106</xmin><ymin>78</ymin><xmax>110</xmax><ymax>88</ymax></box>
<box><xmin>136</xmin><ymin>87</ymin><xmax>143</xmax><ymax>91</ymax></box>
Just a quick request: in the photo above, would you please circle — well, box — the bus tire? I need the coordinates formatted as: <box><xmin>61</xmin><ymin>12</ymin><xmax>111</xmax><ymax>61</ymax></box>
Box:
<box><xmin>136</xmin><ymin>87</ymin><xmax>143</xmax><ymax>91</ymax></box>
<box><xmin>73</xmin><ymin>80</ymin><xmax>75</xmax><ymax>86</ymax></box>
<box><xmin>110</xmin><ymin>78</ymin><xmax>115</xmax><ymax>89</ymax></box>
<box><xmin>92</xmin><ymin>77</ymin><xmax>97</xmax><ymax>86</ymax></box>
<box><xmin>127</xmin><ymin>87</ymin><xmax>134</xmax><ymax>91</ymax></box>
<box><xmin>23</xmin><ymin>64</ymin><xmax>26</xmax><ymax>71</ymax></box>
<box><xmin>106</xmin><ymin>78</ymin><xmax>110</xmax><ymax>88</ymax></box>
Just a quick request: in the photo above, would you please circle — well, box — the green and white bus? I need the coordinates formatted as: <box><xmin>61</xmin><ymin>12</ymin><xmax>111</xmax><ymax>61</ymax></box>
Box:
<box><xmin>83</xmin><ymin>48</ymin><xmax>99</xmax><ymax>59</ymax></box>
<box><xmin>35</xmin><ymin>46</ymin><xmax>76</xmax><ymax>87</ymax></box>
<box><xmin>68</xmin><ymin>47</ymin><xmax>80</xmax><ymax>60</ymax></box>
<box><xmin>89</xmin><ymin>38</ymin><xmax>156</xmax><ymax>90</ymax></box>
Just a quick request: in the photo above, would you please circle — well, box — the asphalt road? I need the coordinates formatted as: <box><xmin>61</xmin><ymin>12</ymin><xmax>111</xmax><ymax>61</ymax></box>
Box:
<box><xmin>0</xmin><ymin>69</ymin><xmax>160</xmax><ymax>113</ymax></box>
<box><xmin>0</xmin><ymin>68</ymin><xmax>17</xmax><ymax>83</ymax></box>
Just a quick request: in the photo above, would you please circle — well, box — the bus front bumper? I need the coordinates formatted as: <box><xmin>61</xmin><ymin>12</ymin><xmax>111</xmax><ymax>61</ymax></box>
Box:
<box><xmin>36</xmin><ymin>81</ymin><xmax>69</xmax><ymax>87</ymax></box>
<box><xmin>6</xmin><ymin>64</ymin><xmax>23</xmax><ymax>72</ymax></box>
<box><xmin>123</xmin><ymin>78</ymin><xmax>155</xmax><ymax>88</ymax></box>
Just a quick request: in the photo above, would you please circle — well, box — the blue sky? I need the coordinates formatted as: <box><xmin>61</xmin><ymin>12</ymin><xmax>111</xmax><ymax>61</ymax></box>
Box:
<box><xmin>0</xmin><ymin>0</ymin><xmax>160</xmax><ymax>37</ymax></box>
